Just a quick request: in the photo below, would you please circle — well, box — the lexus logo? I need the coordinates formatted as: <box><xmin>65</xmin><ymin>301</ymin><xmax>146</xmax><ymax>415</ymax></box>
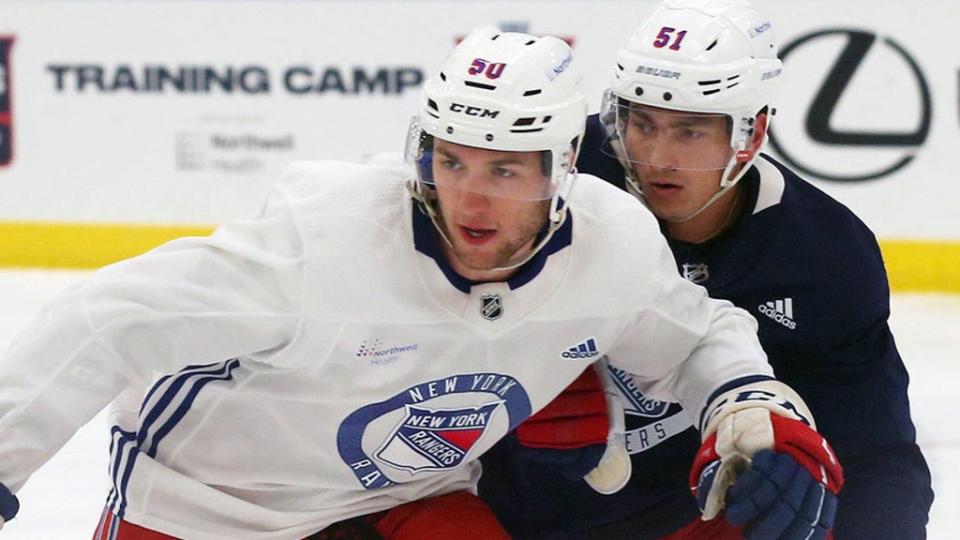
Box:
<box><xmin>769</xmin><ymin>29</ymin><xmax>932</xmax><ymax>182</ymax></box>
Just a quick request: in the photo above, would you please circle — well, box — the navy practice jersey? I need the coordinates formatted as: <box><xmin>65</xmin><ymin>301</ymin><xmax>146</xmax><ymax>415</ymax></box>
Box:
<box><xmin>478</xmin><ymin>114</ymin><xmax>934</xmax><ymax>540</ymax></box>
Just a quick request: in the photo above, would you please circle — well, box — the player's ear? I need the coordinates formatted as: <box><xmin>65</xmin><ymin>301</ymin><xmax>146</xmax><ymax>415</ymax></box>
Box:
<box><xmin>736</xmin><ymin>112</ymin><xmax>769</xmax><ymax>163</ymax></box>
<box><xmin>564</xmin><ymin>135</ymin><xmax>580</xmax><ymax>171</ymax></box>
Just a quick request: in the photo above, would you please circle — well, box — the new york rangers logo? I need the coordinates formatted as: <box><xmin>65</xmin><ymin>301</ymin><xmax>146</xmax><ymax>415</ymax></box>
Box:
<box><xmin>337</xmin><ymin>373</ymin><xmax>531</xmax><ymax>490</ymax></box>
<box><xmin>468</xmin><ymin>58</ymin><xmax>507</xmax><ymax>80</ymax></box>
<box><xmin>0</xmin><ymin>37</ymin><xmax>14</xmax><ymax>167</ymax></box>
<box><xmin>376</xmin><ymin>401</ymin><xmax>503</xmax><ymax>473</ymax></box>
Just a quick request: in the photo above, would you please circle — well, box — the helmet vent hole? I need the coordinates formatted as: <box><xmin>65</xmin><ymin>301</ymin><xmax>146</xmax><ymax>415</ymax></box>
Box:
<box><xmin>492</xmin><ymin>34</ymin><xmax>501</xmax><ymax>41</ymax></box>
<box><xmin>727</xmin><ymin>74</ymin><xmax>741</xmax><ymax>81</ymax></box>
<box><xmin>726</xmin><ymin>82</ymin><xmax>740</xmax><ymax>89</ymax></box>
<box><xmin>523</xmin><ymin>89</ymin><xmax>543</xmax><ymax>97</ymax></box>
<box><xmin>440</xmin><ymin>72</ymin><xmax>447</xmax><ymax>82</ymax></box>
<box><xmin>663</xmin><ymin>92</ymin><xmax>673</xmax><ymax>101</ymax></box>
<box><xmin>446</xmin><ymin>127</ymin><xmax>454</xmax><ymax>134</ymax></box>
<box><xmin>427</xmin><ymin>99</ymin><xmax>439</xmax><ymax>111</ymax></box>
<box><xmin>485</xmin><ymin>134</ymin><xmax>495</xmax><ymax>142</ymax></box>
<box><xmin>525</xmin><ymin>39</ymin><xmax>537</xmax><ymax>46</ymax></box>
<box><xmin>616</xmin><ymin>63</ymin><xmax>625</xmax><ymax>72</ymax></box>
<box><xmin>511</xmin><ymin>117</ymin><xmax>548</xmax><ymax>133</ymax></box>
<box><xmin>706</xmin><ymin>39</ymin><xmax>719</xmax><ymax>51</ymax></box>
<box><xmin>698</xmin><ymin>79</ymin><xmax>721</xmax><ymax>86</ymax></box>
<box><xmin>543</xmin><ymin>115</ymin><xmax>552</xmax><ymax>123</ymax></box>
<box><xmin>702</xmin><ymin>89</ymin><xmax>721</xmax><ymax>96</ymax></box>
<box><xmin>634</xmin><ymin>86</ymin><xmax>644</xmax><ymax>97</ymax></box>
<box><xmin>464</xmin><ymin>81</ymin><xmax>497</xmax><ymax>91</ymax></box>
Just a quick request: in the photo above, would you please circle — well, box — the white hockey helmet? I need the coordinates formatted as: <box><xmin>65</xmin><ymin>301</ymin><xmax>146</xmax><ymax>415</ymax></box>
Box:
<box><xmin>406</xmin><ymin>26</ymin><xmax>587</xmax><ymax>233</ymax></box>
<box><xmin>601</xmin><ymin>0</ymin><xmax>783</xmax><ymax>217</ymax></box>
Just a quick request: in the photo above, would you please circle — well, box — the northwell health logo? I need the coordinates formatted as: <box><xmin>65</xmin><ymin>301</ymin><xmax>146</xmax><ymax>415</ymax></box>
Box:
<box><xmin>356</xmin><ymin>339</ymin><xmax>419</xmax><ymax>365</ymax></box>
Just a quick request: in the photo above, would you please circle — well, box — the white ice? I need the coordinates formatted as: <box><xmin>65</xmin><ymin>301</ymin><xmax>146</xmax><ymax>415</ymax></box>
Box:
<box><xmin>0</xmin><ymin>270</ymin><xmax>957</xmax><ymax>538</ymax></box>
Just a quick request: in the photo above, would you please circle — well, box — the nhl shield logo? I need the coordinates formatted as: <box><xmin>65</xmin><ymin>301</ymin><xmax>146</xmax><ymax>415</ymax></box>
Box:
<box><xmin>480</xmin><ymin>294</ymin><xmax>503</xmax><ymax>321</ymax></box>
<box><xmin>376</xmin><ymin>401</ymin><xmax>503</xmax><ymax>474</ymax></box>
<box><xmin>0</xmin><ymin>37</ymin><xmax>14</xmax><ymax>167</ymax></box>
<box><xmin>682</xmin><ymin>263</ymin><xmax>710</xmax><ymax>284</ymax></box>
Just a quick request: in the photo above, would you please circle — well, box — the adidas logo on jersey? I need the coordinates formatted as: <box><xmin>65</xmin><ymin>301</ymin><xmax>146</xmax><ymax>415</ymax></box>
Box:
<box><xmin>561</xmin><ymin>338</ymin><xmax>599</xmax><ymax>359</ymax></box>
<box><xmin>757</xmin><ymin>298</ymin><xmax>797</xmax><ymax>330</ymax></box>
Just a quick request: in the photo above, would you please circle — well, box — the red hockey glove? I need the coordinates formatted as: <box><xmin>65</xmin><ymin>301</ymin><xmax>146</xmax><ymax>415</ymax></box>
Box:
<box><xmin>516</xmin><ymin>365</ymin><xmax>609</xmax><ymax>450</ymax></box>
<box><xmin>515</xmin><ymin>364</ymin><xmax>631</xmax><ymax>493</ymax></box>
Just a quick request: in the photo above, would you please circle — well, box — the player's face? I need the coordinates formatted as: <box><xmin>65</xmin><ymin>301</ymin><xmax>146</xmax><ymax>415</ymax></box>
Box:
<box><xmin>431</xmin><ymin>139</ymin><xmax>551</xmax><ymax>280</ymax></box>
<box><xmin>621</xmin><ymin>106</ymin><xmax>732</xmax><ymax>221</ymax></box>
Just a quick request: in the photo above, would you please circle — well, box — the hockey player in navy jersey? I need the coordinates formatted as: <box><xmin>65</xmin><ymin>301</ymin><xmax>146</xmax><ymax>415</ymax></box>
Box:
<box><xmin>0</xmin><ymin>26</ymin><xmax>842</xmax><ymax>540</ymax></box>
<box><xmin>479</xmin><ymin>1</ymin><xmax>933</xmax><ymax>539</ymax></box>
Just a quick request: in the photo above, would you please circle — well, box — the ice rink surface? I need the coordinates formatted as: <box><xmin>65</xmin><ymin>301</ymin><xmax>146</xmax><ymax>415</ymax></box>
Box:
<box><xmin>0</xmin><ymin>269</ymin><xmax>957</xmax><ymax>538</ymax></box>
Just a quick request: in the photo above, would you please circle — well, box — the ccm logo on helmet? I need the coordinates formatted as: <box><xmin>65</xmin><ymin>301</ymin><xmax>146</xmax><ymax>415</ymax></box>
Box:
<box><xmin>449</xmin><ymin>102</ymin><xmax>500</xmax><ymax>119</ymax></box>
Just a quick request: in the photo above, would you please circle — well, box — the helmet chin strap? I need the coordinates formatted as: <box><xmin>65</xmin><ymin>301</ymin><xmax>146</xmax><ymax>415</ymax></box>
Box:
<box><xmin>622</xmin><ymin>151</ymin><xmax>755</xmax><ymax>224</ymax></box>
<box><xmin>405</xmin><ymin>170</ymin><xmax>576</xmax><ymax>274</ymax></box>
<box><xmin>664</xmin><ymin>153</ymin><xmax>755</xmax><ymax>223</ymax></box>
<box><xmin>666</xmin><ymin>114</ymin><xmax>765</xmax><ymax>223</ymax></box>
<box><xmin>618</xmin><ymin>115</ymin><xmax>761</xmax><ymax>224</ymax></box>
<box><xmin>406</xmin><ymin>178</ymin><xmax>452</xmax><ymax>246</ymax></box>
<box><xmin>490</xmin><ymin>205</ymin><xmax>569</xmax><ymax>272</ymax></box>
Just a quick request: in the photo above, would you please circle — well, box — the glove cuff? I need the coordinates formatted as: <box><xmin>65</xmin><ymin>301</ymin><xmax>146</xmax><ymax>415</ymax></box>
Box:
<box><xmin>700</xmin><ymin>380</ymin><xmax>814</xmax><ymax>438</ymax></box>
<box><xmin>583</xmin><ymin>437</ymin><xmax>631</xmax><ymax>494</ymax></box>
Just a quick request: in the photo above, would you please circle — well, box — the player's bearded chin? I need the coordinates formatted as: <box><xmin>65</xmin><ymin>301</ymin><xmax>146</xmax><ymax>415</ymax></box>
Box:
<box><xmin>436</xmin><ymin>199</ymin><xmax>549</xmax><ymax>271</ymax></box>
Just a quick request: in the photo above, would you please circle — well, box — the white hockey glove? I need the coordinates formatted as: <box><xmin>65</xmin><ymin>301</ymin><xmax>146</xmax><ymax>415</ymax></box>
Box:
<box><xmin>689</xmin><ymin>381</ymin><xmax>844</xmax><ymax>540</ymax></box>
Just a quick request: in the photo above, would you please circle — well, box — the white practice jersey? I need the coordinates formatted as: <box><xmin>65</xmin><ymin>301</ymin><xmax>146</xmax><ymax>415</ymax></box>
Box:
<box><xmin>0</xmin><ymin>159</ymin><xmax>770</xmax><ymax>539</ymax></box>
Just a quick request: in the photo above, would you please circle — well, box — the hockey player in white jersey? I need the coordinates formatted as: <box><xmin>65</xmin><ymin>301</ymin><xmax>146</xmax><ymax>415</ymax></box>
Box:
<box><xmin>0</xmin><ymin>27</ymin><xmax>838</xmax><ymax>539</ymax></box>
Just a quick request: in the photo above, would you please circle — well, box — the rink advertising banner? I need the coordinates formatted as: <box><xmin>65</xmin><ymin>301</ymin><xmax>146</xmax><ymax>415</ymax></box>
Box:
<box><xmin>768</xmin><ymin>29</ymin><xmax>933</xmax><ymax>184</ymax></box>
<box><xmin>0</xmin><ymin>1</ymin><xmax>958</xmax><ymax>292</ymax></box>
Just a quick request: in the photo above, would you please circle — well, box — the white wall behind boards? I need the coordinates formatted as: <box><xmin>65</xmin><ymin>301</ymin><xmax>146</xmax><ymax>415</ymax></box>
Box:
<box><xmin>0</xmin><ymin>1</ymin><xmax>956</xmax><ymax>239</ymax></box>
